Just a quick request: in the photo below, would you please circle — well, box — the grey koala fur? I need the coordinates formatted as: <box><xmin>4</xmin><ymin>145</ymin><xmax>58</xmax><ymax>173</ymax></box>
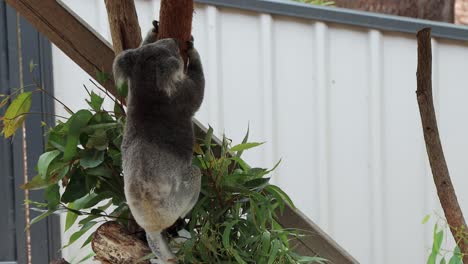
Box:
<box><xmin>113</xmin><ymin>23</ymin><xmax>204</xmax><ymax>263</ymax></box>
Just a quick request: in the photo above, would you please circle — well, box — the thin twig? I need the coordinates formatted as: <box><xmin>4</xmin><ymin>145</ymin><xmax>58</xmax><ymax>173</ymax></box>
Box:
<box><xmin>416</xmin><ymin>27</ymin><xmax>468</xmax><ymax>261</ymax></box>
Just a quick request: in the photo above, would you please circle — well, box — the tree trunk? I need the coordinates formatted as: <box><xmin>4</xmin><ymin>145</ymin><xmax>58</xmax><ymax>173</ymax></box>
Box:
<box><xmin>104</xmin><ymin>0</ymin><xmax>142</xmax><ymax>55</ymax></box>
<box><xmin>158</xmin><ymin>0</ymin><xmax>194</xmax><ymax>63</ymax></box>
<box><xmin>416</xmin><ymin>28</ymin><xmax>468</xmax><ymax>263</ymax></box>
<box><xmin>335</xmin><ymin>0</ymin><xmax>455</xmax><ymax>23</ymax></box>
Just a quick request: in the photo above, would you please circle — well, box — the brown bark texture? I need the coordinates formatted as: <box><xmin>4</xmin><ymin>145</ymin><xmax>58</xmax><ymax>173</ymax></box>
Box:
<box><xmin>416</xmin><ymin>28</ymin><xmax>468</xmax><ymax>262</ymax></box>
<box><xmin>104</xmin><ymin>0</ymin><xmax>142</xmax><ymax>54</ymax></box>
<box><xmin>335</xmin><ymin>0</ymin><xmax>455</xmax><ymax>23</ymax></box>
<box><xmin>91</xmin><ymin>221</ymin><xmax>151</xmax><ymax>264</ymax></box>
<box><xmin>158</xmin><ymin>0</ymin><xmax>194</xmax><ymax>63</ymax></box>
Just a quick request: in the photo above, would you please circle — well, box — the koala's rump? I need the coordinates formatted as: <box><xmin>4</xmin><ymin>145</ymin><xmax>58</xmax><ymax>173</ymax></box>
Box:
<box><xmin>123</xmin><ymin>143</ymin><xmax>198</xmax><ymax>232</ymax></box>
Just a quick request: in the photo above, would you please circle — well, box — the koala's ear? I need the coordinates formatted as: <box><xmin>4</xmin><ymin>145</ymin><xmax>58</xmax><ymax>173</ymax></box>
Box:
<box><xmin>112</xmin><ymin>49</ymin><xmax>137</xmax><ymax>84</ymax></box>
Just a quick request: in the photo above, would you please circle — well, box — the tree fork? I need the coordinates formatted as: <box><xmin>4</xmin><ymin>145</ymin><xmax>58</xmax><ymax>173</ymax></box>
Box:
<box><xmin>416</xmin><ymin>28</ymin><xmax>468</xmax><ymax>262</ymax></box>
<box><xmin>104</xmin><ymin>0</ymin><xmax>142</xmax><ymax>54</ymax></box>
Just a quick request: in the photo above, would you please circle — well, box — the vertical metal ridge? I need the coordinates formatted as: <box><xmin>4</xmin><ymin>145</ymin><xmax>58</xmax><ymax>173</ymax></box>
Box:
<box><xmin>368</xmin><ymin>29</ymin><xmax>385</xmax><ymax>264</ymax></box>
<box><xmin>259</xmin><ymin>13</ymin><xmax>275</xmax><ymax>181</ymax></box>
<box><xmin>315</xmin><ymin>21</ymin><xmax>330</xmax><ymax>232</ymax></box>
<box><xmin>206</xmin><ymin>5</ymin><xmax>223</xmax><ymax>133</ymax></box>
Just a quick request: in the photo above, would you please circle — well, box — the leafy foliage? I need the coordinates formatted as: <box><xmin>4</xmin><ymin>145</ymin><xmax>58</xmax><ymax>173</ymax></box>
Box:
<box><xmin>173</xmin><ymin>128</ymin><xmax>325</xmax><ymax>263</ymax></box>
<box><xmin>423</xmin><ymin>214</ymin><xmax>465</xmax><ymax>264</ymax></box>
<box><xmin>1</xmin><ymin>77</ymin><xmax>324</xmax><ymax>263</ymax></box>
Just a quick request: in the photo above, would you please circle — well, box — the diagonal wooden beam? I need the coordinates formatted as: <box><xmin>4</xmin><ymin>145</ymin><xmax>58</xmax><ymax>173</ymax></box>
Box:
<box><xmin>5</xmin><ymin>0</ymin><xmax>358</xmax><ymax>263</ymax></box>
<box><xmin>5</xmin><ymin>0</ymin><xmax>117</xmax><ymax>96</ymax></box>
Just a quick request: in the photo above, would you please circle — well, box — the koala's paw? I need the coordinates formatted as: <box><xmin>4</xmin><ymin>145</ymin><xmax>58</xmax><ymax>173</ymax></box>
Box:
<box><xmin>187</xmin><ymin>37</ymin><xmax>194</xmax><ymax>50</ymax></box>
<box><xmin>152</xmin><ymin>20</ymin><xmax>159</xmax><ymax>33</ymax></box>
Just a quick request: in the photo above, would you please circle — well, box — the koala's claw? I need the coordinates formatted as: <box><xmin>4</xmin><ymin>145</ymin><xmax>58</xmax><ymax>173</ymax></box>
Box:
<box><xmin>187</xmin><ymin>39</ymin><xmax>194</xmax><ymax>50</ymax></box>
<box><xmin>152</xmin><ymin>20</ymin><xmax>159</xmax><ymax>33</ymax></box>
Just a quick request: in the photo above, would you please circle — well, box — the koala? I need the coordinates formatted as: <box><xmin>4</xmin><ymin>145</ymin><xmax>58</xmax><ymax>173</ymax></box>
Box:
<box><xmin>113</xmin><ymin>21</ymin><xmax>204</xmax><ymax>264</ymax></box>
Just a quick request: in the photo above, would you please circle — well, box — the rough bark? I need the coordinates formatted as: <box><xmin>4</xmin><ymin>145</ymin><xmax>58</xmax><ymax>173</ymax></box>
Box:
<box><xmin>335</xmin><ymin>0</ymin><xmax>455</xmax><ymax>23</ymax></box>
<box><xmin>104</xmin><ymin>0</ymin><xmax>142</xmax><ymax>54</ymax></box>
<box><xmin>416</xmin><ymin>28</ymin><xmax>468</xmax><ymax>262</ymax></box>
<box><xmin>158</xmin><ymin>0</ymin><xmax>194</xmax><ymax>63</ymax></box>
<box><xmin>91</xmin><ymin>221</ymin><xmax>151</xmax><ymax>264</ymax></box>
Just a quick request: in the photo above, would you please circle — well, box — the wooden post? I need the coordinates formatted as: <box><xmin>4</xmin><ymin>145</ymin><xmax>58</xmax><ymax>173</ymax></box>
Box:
<box><xmin>416</xmin><ymin>28</ymin><xmax>468</xmax><ymax>262</ymax></box>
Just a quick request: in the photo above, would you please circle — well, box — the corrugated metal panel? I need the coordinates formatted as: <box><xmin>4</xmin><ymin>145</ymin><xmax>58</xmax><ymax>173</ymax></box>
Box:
<box><xmin>54</xmin><ymin>1</ymin><xmax>468</xmax><ymax>263</ymax></box>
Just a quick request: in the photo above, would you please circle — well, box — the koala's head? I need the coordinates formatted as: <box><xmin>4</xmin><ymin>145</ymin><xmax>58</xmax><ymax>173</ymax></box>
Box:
<box><xmin>113</xmin><ymin>38</ymin><xmax>184</xmax><ymax>97</ymax></box>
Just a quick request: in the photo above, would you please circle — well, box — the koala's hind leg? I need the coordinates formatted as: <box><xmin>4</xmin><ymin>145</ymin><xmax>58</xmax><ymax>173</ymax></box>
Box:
<box><xmin>146</xmin><ymin>231</ymin><xmax>176</xmax><ymax>264</ymax></box>
<box><xmin>180</xmin><ymin>165</ymin><xmax>201</xmax><ymax>217</ymax></box>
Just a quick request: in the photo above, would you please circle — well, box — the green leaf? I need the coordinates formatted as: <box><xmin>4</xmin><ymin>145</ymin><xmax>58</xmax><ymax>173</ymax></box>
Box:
<box><xmin>449</xmin><ymin>246</ymin><xmax>463</xmax><ymax>264</ymax></box>
<box><xmin>230</xmin><ymin>142</ymin><xmax>264</xmax><ymax>152</ymax></box>
<box><xmin>222</xmin><ymin>220</ymin><xmax>239</xmax><ymax>249</ymax></box>
<box><xmin>61</xmin><ymin>169</ymin><xmax>88</xmax><ymax>203</ymax></box>
<box><xmin>76</xmin><ymin>252</ymin><xmax>95</xmax><ymax>263</ymax></box>
<box><xmin>422</xmin><ymin>214</ymin><xmax>431</xmax><ymax>224</ymax></box>
<box><xmin>45</xmin><ymin>184</ymin><xmax>60</xmax><ymax>210</ymax></box>
<box><xmin>85</xmin><ymin>129</ymin><xmax>108</xmax><ymax>150</ymax></box>
<box><xmin>267</xmin><ymin>239</ymin><xmax>281</xmax><ymax>264</ymax></box>
<box><xmin>21</xmin><ymin>174</ymin><xmax>48</xmax><ymax>190</ymax></box>
<box><xmin>96</xmin><ymin>71</ymin><xmax>111</xmax><ymax>83</ymax></box>
<box><xmin>245</xmin><ymin>178</ymin><xmax>270</xmax><ymax>190</ymax></box>
<box><xmin>440</xmin><ymin>258</ymin><xmax>447</xmax><ymax>264</ymax></box>
<box><xmin>65</xmin><ymin>205</ymin><xmax>79</xmax><ymax>232</ymax></box>
<box><xmin>116</xmin><ymin>82</ymin><xmax>128</xmax><ymax>97</ymax></box>
<box><xmin>75</xmin><ymin>191</ymin><xmax>112</xmax><ymax>210</ymax></box>
<box><xmin>2</xmin><ymin>92</ymin><xmax>32</xmax><ymax>138</ymax></box>
<box><xmin>80</xmin><ymin>232</ymin><xmax>95</xmax><ymax>248</ymax></box>
<box><xmin>63</xmin><ymin>110</ymin><xmax>93</xmax><ymax>161</ymax></box>
<box><xmin>47</xmin><ymin>129</ymin><xmax>67</xmax><ymax>152</ymax></box>
<box><xmin>204</xmin><ymin>126</ymin><xmax>214</xmax><ymax>147</ymax></box>
<box><xmin>265</xmin><ymin>185</ymin><xmax>295</xmax><ymax>209</ymax></box>
<box><xmin>87</xmin><ymin>91</ymin><xmax>104</xmax><ymax>111</ymax></box>
<box><xmin>38</xmin><ymin>150</ymin><xmax>61</xmax><ymax>179</ymax></box>
<box><xmin>80</xmin><ymin>149</ymin><xmax>105</xmax><ymax>169</ymax></box>
<box><xmin>29</xmin><ymin>60</ymin><xmax>37</xmax><ymax>73</ymax></box>
<box><xmin>433</xmin><ymin>230</ymin><xmax>444</xmax><ymax>254</ymax></box>
<box><xmin>65</xmin><ymin>221</ymin><xmax>98</xmax><ymax>248</ymax></box>
<box><xmin>29</xmin><ymin>210</ymin><xmax>54</xmax><ymax>227</ymax></box>
<box><xmin>86</xmin><ymin>165</ymin><xmax>113</xmax><ymax>178</ymax></box>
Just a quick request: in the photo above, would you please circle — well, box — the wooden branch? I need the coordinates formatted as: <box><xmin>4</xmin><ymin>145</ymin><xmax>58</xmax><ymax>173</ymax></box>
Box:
<box><xmin>91</xmin><ymin>222</ymin><xmax>151</xmax><ymax>264</ymax></box>
<box><xmin>104</xmin><ymin>0</ymin><xmax>142</xmax><ymax>55</ymax></box>
<box><xmin>5</xmin><ymin>1</ymin><xmax>357</xmax><ymax>263</ymax></box>
<box><xmin>416</xmin><ymin>28</ymin><xmax>468</xmax><ymax>261</ymax></box>
<box><xmin>158</xmin><ymin>0</ymin><xmax>194</xmax><ymax>63</ymax></box>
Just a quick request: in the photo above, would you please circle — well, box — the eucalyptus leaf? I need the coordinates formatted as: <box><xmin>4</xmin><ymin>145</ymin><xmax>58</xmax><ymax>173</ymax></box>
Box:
<box><xmin>38</xmin><ymin>150</ymin><xmax>61</xmax><ymax>179</ymax></box>
<box><xmin>2</xmin><ymin>92</ymin><xmax>33</xmax><ymax>138</ymax></box>
<box><xmin>63</xmin><ymin>110</ymin><xmax>93</xmax><ymax>161</ymax></box>
<box><xmin>80</xmin><ymin>149</ymin><xmax>105</xmax><ymax>169</ymax></box>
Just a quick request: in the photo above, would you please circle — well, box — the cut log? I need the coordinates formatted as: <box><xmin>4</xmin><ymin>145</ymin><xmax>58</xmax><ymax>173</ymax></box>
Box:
<box><xmin>91</xmin><ymin>221</ymin><xmax>151</xmax><ymax>264</ymax></box>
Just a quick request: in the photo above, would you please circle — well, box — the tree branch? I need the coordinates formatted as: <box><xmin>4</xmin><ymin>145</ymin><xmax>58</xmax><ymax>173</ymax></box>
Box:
<box><xmin>158</xmin><ymin>0</ymin><xmax>194</xmax><ymax>63</ymax></box>
<box><xmin>104</xmin><ymin>0</ymin><xmax>142</xmax><ymax>54</ymax></box>
<box><xmin>416</xmin><ymin>27</ymin><xmax>468</xmax><ymax>261</ymax></box>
